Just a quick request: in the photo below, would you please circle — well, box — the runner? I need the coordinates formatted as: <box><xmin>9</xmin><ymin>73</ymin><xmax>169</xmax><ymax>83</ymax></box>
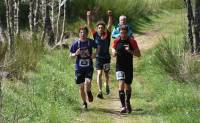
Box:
<box><xmin>112</xmin><ymin>25</ymin><xmax>141</xmax><ymax>113</ymax></box>
<box><xmin>70</xmin><ymin>26</ymin><xmax>97</xmax><ymax>109</ymax></box>
<box><xmin>112</xmin><ymin>15</ymin><xmax>133</xmax><ymax>39</ymax></box>
<box><xmin>87</xmin><ymin>10</ymin><xmax>113</xmax><ymax>98</ymax></box>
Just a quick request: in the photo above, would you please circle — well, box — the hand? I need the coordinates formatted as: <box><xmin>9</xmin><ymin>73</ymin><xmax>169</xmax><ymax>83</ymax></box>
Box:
<box><xmin>112</xmin><ymin>48</ymin><xmax>117</xmax><ymax>57</ymax></box>
<box><xmin>107</xmin><ymin>10</ymin><xmax>112</xmax><ymax>16</ymax></box>
<box><xmin>75</xmin><ymin>48</ymin><xmax>81</xmax><ymax>56</ymax></box>
<box><xmin>91</xmin><ymin>53</ymin><xmax>96</xmax><ymax>59</ymax></box>
<box><xmin>127</xmin><ymin>50</ymin><xmax>134</xmax><ymax>55</ymax></box>
<box><xmin>87</xmin><ymin>11</ymin><xmax>91</xmax><ymax>16</ymax></box>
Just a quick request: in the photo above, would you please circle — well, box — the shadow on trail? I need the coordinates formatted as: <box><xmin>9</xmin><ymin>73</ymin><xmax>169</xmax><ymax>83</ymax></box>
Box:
<box><xmin>90</xmin><ymin>107</ymin><xmax>122</xmax><ymax>117</ymax></box>
<box><xmin>80</xmin><ymin>106</ymin><xmax>153</xmax><ymax>117</ymax></box>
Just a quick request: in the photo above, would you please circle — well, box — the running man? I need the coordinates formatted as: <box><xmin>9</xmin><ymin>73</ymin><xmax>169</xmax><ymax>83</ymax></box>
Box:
<box><xmin>70</xmin><ymin>26</ymin><xmax>97</xmax><ymax>109</ymax></box>
<box><xmin>87</xmin><ymin>10</ymin><xmax>113</xmax><ymax>98</ymax></box>
<box><xmin>111</xmin><ymin>15</ymin><xmax>133</xmax><ymax>39</ymax></box>
<box><xmin>112</xmin><ymin>25</ymin><xmax>141</xmax><ymax>113</ymax></box>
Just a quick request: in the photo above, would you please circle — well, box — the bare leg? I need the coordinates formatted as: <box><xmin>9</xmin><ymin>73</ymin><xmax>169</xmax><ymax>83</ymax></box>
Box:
<box><xmin>97</xmin><ymin>70</ymin><xmax>103</xmax><ymax>92</ymax></box>
<box><xmin>125</xmin><ymin>83</ymin><xmax>132</xmax><ymax>113</ymax></box>
<box><xmin>118</xmin><ymin>80</ymin><xmax>126</xmax><ymax>108</ymax></box>
<box><xmin>85</xmin><ymin>78</ymin><xmax>93</xmax><ymax>102</ymax></box>
<box><xmin>80</xmin><ymin>83</ymin><xmax>86</xmax><ymax>103</ymax></box>
<box><xmin>104</xmin><ymin>71</ymin><xmax>109</xmax><ymax>87</ymax></box>
<box><xmin>85</xmin><ymin>78</ymin><xmax>91</xmax><ymax>92</ymax></box>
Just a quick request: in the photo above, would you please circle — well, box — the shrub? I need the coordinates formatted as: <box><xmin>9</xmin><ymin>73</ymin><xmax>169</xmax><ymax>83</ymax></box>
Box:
<box><xmin>154</xmin><ymin>36</ymin><xmax>200</xmax><ymax>84</ymax></box>
<box><xmin>5</xmin><ymin>34</ymin><xmax>44</xmax><ymax>79</ymax></box>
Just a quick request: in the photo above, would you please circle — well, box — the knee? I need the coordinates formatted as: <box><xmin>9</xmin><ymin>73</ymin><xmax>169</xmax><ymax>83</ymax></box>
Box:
<box><xmin>97</xmin><ymin>71</ymin><xmax>102</xmax><ymax>77</ymax></box>
<box><xmin>85</xmin><ymin>78</ymin><xmax>91</xmax><ymax>85</ymax></box>
<box><xmin>125</xmin><ymin>84</ymin><xmax>132</xmax><ymax>91</ymax></box>
<box><xmin>119</xmin><ymin>81</ymin><xmax>125</xmax><ymax>90</ymax></box>
<box><xmin>80</xmin><ymin>84</ymin><xmax>85</xmax><ymax>91</ymax></box>
<box><xmin>104</xmin><ymin>71</ymin><xmax>109</xmax><ymax>77</ymax></box>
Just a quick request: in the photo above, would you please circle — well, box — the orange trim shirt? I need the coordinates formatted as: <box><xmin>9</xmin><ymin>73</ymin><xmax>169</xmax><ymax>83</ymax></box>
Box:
<box><xmin>92</xmin><ymin>29</ymin><xmax>111</xmax><ymax>59</ymax></box>
<box><xmin>112</xmin><ymin>37</ymin><xmax>139</xmax><ymax>50</ymax></box>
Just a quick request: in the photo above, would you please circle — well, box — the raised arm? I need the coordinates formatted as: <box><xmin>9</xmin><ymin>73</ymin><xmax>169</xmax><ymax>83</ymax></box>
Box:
<box><xmin>87</xmin><ymin>11</ymin><xmax>93</xmax><ymax>31</ymax></box>
<box><xmin>107</xmin><ymin>10</ymin><xmax>113</xmax><ymax>32</ymax></box>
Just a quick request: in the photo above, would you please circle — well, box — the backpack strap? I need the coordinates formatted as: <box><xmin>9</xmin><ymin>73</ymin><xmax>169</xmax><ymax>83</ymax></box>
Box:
<box><xmin>78</xmin><ymin>39</ymin><xmax>91</xmax><ymax>49</ymax></box>
<box><xmin>77</xmin><ymin>40</ymin><xmax>80</xmax><ymax>49</ymax></box>
<box><xmin>87</xmin><ymin>38</ymin><xmax>90</xmax><ymax>47</ymax></box>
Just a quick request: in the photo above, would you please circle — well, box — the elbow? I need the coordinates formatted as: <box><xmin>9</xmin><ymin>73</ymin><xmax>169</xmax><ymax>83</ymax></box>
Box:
<box><xmin>133</xmin><ymin>50</ymin><xmax>141</xmax><ymax>57</ymax></box>
<box><xmin>137</xmin><ymin>52</ymin><xmax>141</xmax><ymax>57</ymax></box>
<box><xmin>138</xmin><ymin>53</ymin><xmax>141</xmax><ymax>57</ymax></box>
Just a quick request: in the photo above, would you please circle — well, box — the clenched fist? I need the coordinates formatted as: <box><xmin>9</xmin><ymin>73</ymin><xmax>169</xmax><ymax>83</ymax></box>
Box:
<box><xmin>107</xmin><ymin>10</ymin><xmax>112</xmax><ymax>16</ymax></box>
<box><xmin>87</xmin><ymin>11</ymin><xmax>91</xmax><ymax>16</ymax></box>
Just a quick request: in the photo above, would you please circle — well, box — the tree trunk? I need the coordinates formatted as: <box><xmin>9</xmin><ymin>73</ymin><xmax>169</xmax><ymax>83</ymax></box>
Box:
<box><xmin>194</xmin><ymin>0</ymin><xmax>200</xmax><ymax>52</ymax></box>
<box><xmin>51</xmin><ymin>0</ymin><xmax>55</xmax><ymax>33</ymax></box>
<box><xmin>29</xmin><ymin>0</ymin><xmax>34</xmax><ymax>34</ymax></box>
<box><xmin>5</xmin><ymin>0</ymin><xmax>15</xmax><ymax>55</ymax></box>
<box><xmin>185</xmin><ymin>0</ymin><xmax>195</xmax><ymax>53</ymax></box>
<box><xmin>33</xmin><ymin>0</ymin><xmax>40</xmax><ymax>32</ymax></box>
<box><xmin>14</xmin><ymin>0</ymin><xmax>20</xmax><ymax>35</ymax></box>
<box><xmin>55</xmin><ymin>0</ymin><xmax>61</xmax><ymax>43</ymax></box>
<box><xmin>41</xmin><ymin>0</ymin><xmax>46</xmax><ymax>43</ymax></box>
<box><xmin>44</xmin><ymin>0</ymin><xmax>55</xmax><ymax>46</ymax></box>
<box><xmin>60</xmin><ymin>2</ymin><xmax>66</xmax><ymax>43</ymax></box>
<box><xmin>9</xmin><ymin>0</ymin><xmax>15</xmax><ymax>55</ymax></box>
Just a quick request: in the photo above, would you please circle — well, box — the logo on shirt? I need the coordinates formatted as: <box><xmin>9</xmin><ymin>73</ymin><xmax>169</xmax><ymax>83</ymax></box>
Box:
<box><xmin>80</xmin><ymin>47</ymin><xmax>90</xmax><ymax>58</ymax></box>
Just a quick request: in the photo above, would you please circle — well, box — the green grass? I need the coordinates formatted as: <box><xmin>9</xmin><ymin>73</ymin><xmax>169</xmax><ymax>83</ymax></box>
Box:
<box><xmin>2</xmin><ymin>50</ymin><xmax>80</xmax><ymax>123</ymax></box>
<box><xmin>133</xmin><ymin>10</ymin><xmax>200</xmax><ymax>123</ymax></box>
<box><xmin>135</xmin><ymin>47</ymin><xmax>200</xmax><ymax>123</ymax></box>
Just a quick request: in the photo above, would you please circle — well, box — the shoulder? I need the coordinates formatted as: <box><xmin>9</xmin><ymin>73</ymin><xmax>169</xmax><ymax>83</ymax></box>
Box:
<box><xmin>70</xmin><ymin>39</ymin><xmax>79</xmax><ymax>52</ymax></box>
<box><xmin>112</xmin><ymin>37</ymin><xmax>121</xmax><ymax>48</ymax></box>
<box><xmin>114</xmin><ymin>37</ymin><xmax>121</xmax><ymax>42</ymax></box>
<box><xmin>91</xmin><ymin>29</ymin><xmax>97</xmax><ymax>36</ymax></box>
<box><xmin>87</xmin><ymin>38</ymin><xmax>93</xmax><ymax>42</ymax></box>
<box><xmin>106</xmin><ymin>29</ymin><xmax>111</xmax><ymax>35</ymax></box>
<box><xmin>129</xmin><ymin>37</ymin><xmax>135</xmax><ymax>41</ymax></box>
<box><xmin>88</xmin><ymin>38</ymin><xmax>95</xmax><ymax>44</ymax></box>
<box><xmin>87</xmin><ymin>38</ymin><xmax>97</xmax><ymax>47</ymax></box>
<box><xmin>71</xmin><ymin>39</ymin><xmax>79</xmax><ymax>46</ymax></box>
<box><xmin>128</xmin><ymin>37</ymin><xmax>138</xmax><ymax>48</ymax></box>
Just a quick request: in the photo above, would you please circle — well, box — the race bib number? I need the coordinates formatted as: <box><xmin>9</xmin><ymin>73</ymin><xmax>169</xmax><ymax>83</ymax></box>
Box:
<box><xmin>116</xmin><ymin>71</ymin><xmax>125</xmax><ymax>80</ymax></box>
<box><xmin>103</xmin><ymin>63</ymin><xmax>110</xmax><ymax>71</ymax></box>
<box><xmin>124</xmin><ymin>44</ymin><xmax>130</xmax><ymax>51</ymax></box>
<box><xmin>79</xmin><ymin>59</ymin><xmax>90</xmax><ymax>67</ymax></box>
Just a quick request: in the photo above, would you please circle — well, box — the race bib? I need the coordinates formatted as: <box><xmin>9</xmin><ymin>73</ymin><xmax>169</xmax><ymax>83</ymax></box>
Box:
<box><xmin>103</xmin><ymin>63</ymin><xmax>110</xmax><ymax>71</ymax></box>
<box><xmin>124</xmin><ymin>44</ymin><xmax>130</xmax><ymax>51</ymax></box>
<box><xmin>116</xmin><ymin>71</ymin><xmax>125</xmax><ymax>80</ymax></box>
<box><xmin>79</xmin><ymin>59</ymin><xmax>90</xmax><ymax>67</ymax></box>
